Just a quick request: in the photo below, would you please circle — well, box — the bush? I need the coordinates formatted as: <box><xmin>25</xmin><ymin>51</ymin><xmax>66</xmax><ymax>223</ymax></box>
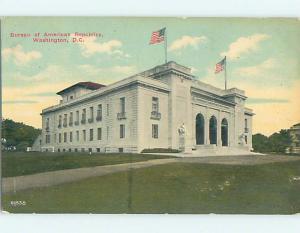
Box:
<box><xmin>141</xmin><ymin>148</ymin><xmax>180</xmax><ymax>153</ymax></box>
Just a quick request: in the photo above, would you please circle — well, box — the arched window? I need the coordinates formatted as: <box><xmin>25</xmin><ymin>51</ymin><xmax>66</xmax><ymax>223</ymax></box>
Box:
<box><xmin>221</xmin><ymin>118</ymin><xmax>228</xmax><ymax>146</ymax></box>
<box><xmin>195</xmin><ymin>113</ymin><xmax>205</xmax><ymax>145</ymax></box>
<box><xmin>209</xmin><ymin>116</ymin><xmax>217</xmax><ymax>145</ymax></box>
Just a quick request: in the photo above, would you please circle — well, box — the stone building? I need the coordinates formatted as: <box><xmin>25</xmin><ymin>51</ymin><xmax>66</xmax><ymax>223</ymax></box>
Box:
<box><xmin>38</xmin><ymin>61</ymin><xmax>254</xmax><ymax>155</ymax></box>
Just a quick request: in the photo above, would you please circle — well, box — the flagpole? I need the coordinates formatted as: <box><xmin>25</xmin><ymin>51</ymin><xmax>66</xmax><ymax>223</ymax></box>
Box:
<box><xmin>224</xmin><ymin>56</ymin><xmax>227</xmax><ymax>90</ymax></box>
<box><xmin>164</xmin><ymin>28</ymin><xmax>167</xmax><ymax>64</ymax></box>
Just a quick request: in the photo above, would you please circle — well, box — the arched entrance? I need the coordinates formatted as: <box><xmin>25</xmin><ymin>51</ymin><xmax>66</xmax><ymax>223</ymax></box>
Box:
<box><xmin>221</xmin><ymin>118</ymin><xmax>228</xmax><ymax>146</ymax></box>
<box><xmin>195</xmin><ymin>113</ymin><xmax>204</xmax><ymax>145</ymax></box>
<box><xmin>209</xmin><ymin>116</ymin><xmax>217</xmax><ymax>145</ymax></box>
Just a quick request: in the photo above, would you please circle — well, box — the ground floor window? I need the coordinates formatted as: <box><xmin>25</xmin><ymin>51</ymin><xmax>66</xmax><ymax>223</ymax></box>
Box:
<box><xmin>152</xmin><ymin>124</ymin><xmax>159</xmax><ymax>138</ymax></box>
<box><xmin>81</xmin><ymin>148</ymin><xmax>85</xmax><ymax>152</ymax></box>
<box><xmin>89</xmin><ymin>129</ymin><xmax>93</xmax><ymax>141</ymax></box>
<box><xmin>58</xmin><ymin>148</ymin><xmax>60</xmax><ymax>152</ymax></box>
<box><xmin>97</xmin><ymin>148</ymin><xmax>100</xmax><ymax>152</ymax></box>
<box><xmin>83</xmin><ymin>130</ymin><xmax>86</xmax><ymax>141</ymax></box>
<box><xmin>64</xmin><ymin>132</ymin><xmax>67</xmax><ymax>143</ymax></box>
<box><xmin>70</xmin><ymin>132</ymin><xmax>73</xmax><ymax>142</ymax></box>
<box><xmin>59</xmin><ymin>133</ymin><xmax>62</xmax><ymax>143</ymax></box>
<box><xmin>88</xmin><ymin>148</ymin><xmax>92</xmax><ymax>153</ymax></box>
<box><xmin>68</xmin><ymin>148</ymin><xmax>71</xmax><ymax>152</ymax></box>
<box><xmin>120</xmin><ymin>124</ymin><xmax>125</xmax><ymax>138</ymax></box>
<box><xmin>75</xmin><ymin>148</ymin><xmax>78</xmax><ymax>152</ymax></box>
<box><xmin>97</xmin><ymin>128</ymin><xmax>102</xmax><ymax>140</ymax></box>
<box><xmin>76</xmin><ymin>131</ymin><xmax>79</xmax><ymax>141</ymax></box>
<box><xmin>119</xmin><ymin>148</ymin><xmax>124</xmax><ymax>153</ymax></box>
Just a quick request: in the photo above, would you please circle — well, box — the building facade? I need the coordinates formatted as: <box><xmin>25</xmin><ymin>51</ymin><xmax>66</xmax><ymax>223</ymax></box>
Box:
<box><xmin>39</xmin><ymin>61</ymin><xmax>254</xmax><ymax>154</ymax></box>
<box><xmin>287</xmin><ymin>123</ymin><xmax>300</xmax><ymax>154</ymax></box>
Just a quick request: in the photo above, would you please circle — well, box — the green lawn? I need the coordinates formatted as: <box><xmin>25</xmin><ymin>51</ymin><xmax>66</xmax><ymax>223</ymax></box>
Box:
<box><xmin>3</xmin><ymin>160</ymin><xmax>300</xmax><ymax>214</ymax></box>
<box><xmin>1</xmin><ymin>152</ymin><xmax>171</xmax><ymax>177</ymax></box>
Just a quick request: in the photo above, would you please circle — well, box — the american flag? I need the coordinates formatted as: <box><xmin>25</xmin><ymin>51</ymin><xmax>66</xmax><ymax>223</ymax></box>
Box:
<box><xmin>149</xmin><ymin>27</ymin><xmax>166</xmax><ymax>44</ymax></box>
<box><xmin>215</xmin><ymin>57</ymin><xmax>226</xmax><ymax>74</ymax></box>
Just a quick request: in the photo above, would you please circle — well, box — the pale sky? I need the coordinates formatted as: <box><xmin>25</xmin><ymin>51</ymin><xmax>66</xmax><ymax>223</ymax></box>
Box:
<box><xmin>2</xmin><ymin>17</ymin><xmax>300</xmax><ymax>136</ymax></box>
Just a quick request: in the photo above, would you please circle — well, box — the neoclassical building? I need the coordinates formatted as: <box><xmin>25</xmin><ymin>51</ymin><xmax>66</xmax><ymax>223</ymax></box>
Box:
<box><xmin>39</xmin><ymin>61</ymin><xmax>254</xmax><ymax>154</ymax></box>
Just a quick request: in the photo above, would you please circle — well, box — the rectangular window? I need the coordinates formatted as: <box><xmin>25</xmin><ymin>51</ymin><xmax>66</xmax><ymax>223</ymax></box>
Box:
<box><xmin>76</xmin><ymin>130</ymin><xmax>79</xmax><ymax>141</ymax></box>
<box><xmin>81</xmin><ymin>148</ymin><xmax>85</xmax><ymax>152</ymax></box>
<box><xmin>97</xmin><ymin>148</ymin><xmax>100</xmax><ymax>153</ymax></box>
<box><xmin>120</xmin><ymin>97</ymin><xmax>125</xmax><ymax>113</ymax></box>
<box><xmin>59</xmin><ymin>133</ymin><xmax>61</xmax><ymax>143</ymax></box>
<box><xmin>97</xmin><ymin>128</ymin><xmax>102</xmax><ymax>140</ymax></box>
<box><xmin>76</xmin><ymin>110</ymin><xmax>79</xmax><ymax>122</ymax></box>
<box><xmin>106</xmin><ymin>126</ymin><xmax>109</xmax><ymax>139</ymax></box>
<box><xmin>107</xmin><ymin>104</ymin><xmax>109</xmax><ymax>116</ymax></box>
<box><xmin>75</xmin><ymin>148</ymin><xmax>78</xmax><ymax>152</ymax></box>
<box><xmin>63</xmin><ymin>114</ymin><xmax>68</xmax><ymax>127</ymax></box>
<box><xmin>152</xmin><ymin>124</ymin><xmax>159</xmax><ymax>138</ymax></box>
<box><xmin>58</xmin><ymin>115</ymin><xmax>62</xmax><ymax>127</ymax></box>
<box><xmin>46</xmin><ymin>118</ymin><xmax>50</xmax><ymax>130</ymax></box>
<box><xmin>152</xmin><ymin>97</ymin><xmax>159</xmax><ymax>112</ymax></box>
<box><xmin>120</xmin><ymin>124</ymin><xmax>125</xmax><ymax>138</ymax></box>
<box><xmin>97</xmin><ymin>104</ymin><xmax>102</xmax><ymax>121</ymax></box>
<box><xmin>64</xmin><ymin>132</ymin><xmax>67</xmax><ymax>142</ymax></box>
<box><xmin>69</xmin><ymin>112</ymin><xmax>73</xmax><ymax>126</ymax></box>
<box><xmin>83</xmin><ymin>130</ymin><xmax>86</xmax><ymax>141</ymax></box>
<box><xmin>82</xmin><ymin>109</ymin><xmax>86</xmax><ymax>123</ymax></box>
<box><xmin>89</xmin><ymin>129</ymin><xmax>93</xmax><ymax>141</ymax></box>
<box><xmin>70</xmin><ymin>131</ymin><xmax>73</xmax><ymax>142</ymax></box>
<box><xmin>54</xmin><ymin>134</ymin><xmax>57</xmax><ymax>143</ymax></box>
<box><xmin>90</xmin><ymin>107</ymin><xmax>94</xmax><ymax>118</ymax></box>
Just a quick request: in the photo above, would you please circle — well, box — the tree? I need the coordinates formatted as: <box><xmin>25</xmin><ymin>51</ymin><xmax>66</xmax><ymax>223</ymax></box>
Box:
<box><xmin>252</xmin><ymin>130</ymin><xmax>292</xmax><ymax>153</ymax></box>
<box><xmin>1</xmin><ymin>119</ymin><xmax>41</xmax><ymax>150</ymax></box>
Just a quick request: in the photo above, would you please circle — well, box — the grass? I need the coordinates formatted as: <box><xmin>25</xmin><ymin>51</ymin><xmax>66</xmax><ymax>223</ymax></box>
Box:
<box><xmin>2</xmin><ymin>160</ymin><xmax>300</xmax><ymax>214</ymax></box>
<box><xmin>1</xmin><ymin>152</ymin><xmax>171</xmax><ymax>177</ymax></box>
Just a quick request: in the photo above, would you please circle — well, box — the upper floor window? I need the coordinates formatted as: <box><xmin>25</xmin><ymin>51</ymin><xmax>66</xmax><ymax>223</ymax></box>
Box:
<box><xmin>75</xmin><ymin>111</ymin><xmax>79</xmax><ymax>125</ymax></box>
<box><xmin>96</xmin><ymin>104</ymin><xmax>102</xmax><ymax>121</ymax></box>
<box><xmin>151</xmin><ymin>97</ymin><xmax>161</xmax><ymax>120</ymax></box>
<box><xmin>70</xmin><ymin>131</ymin><xmax>73</xmax><ymax>142</ymax></box>
<box><xmin>63</xmin><ymin>114</ymin><xmax>68</xmax><ymax>127</ymax></box>
<box><xmin>152</xmin><ymin>97</ymin><xmax>159</xmax><ymax>112</ymax></box>
<box><xmin>46</xmin><ymin>118</ymin><xmax>50</xmax><ymax>130</ymax></box>
<box><xmin>58</xmin><ymin>115</ymin><xmax>62</xmax><ymax>128</ymax></box>
<box><xmin>69</xmin><ymin>112</ymin><xmax>73</xmax><ymax>126</ymax></box>
<box><xmin>64</xmin><ymin>132</ymin><xmax>67</xmax><ymax>142</ymax></box>
<box><xmin>120</xmin><ymin>97</ymin><xmax>125</xmax><ymax>113</ymax></box>
<box><xmin>81</xmin><ymin>109</ymin><xmax>86</xmax><ymax>124</ymax></box>
<box><xmin>117</xmin><ymin>97</ymin><xmax>126</xmax><ymax>120</ymax></box>
<box><xmin>88</xmin><ymin>107</ymin><xmax>94</xmax><ymax>123</ymax></box>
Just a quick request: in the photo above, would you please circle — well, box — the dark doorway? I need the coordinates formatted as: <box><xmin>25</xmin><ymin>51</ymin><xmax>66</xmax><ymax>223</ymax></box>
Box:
<box><xmin>209</xmin><ymin>116</ymin><xmax>217</xmax><ymax>145</ymax></box>
<box><xmin>221</xmin><ymin>118</ymin><xmax>228</xmax><ymax>146</ymax></box>
<box><xmin>195</xmin><ymin>113</ymin><xmax>205</xmax><ymax>145</ymax></box>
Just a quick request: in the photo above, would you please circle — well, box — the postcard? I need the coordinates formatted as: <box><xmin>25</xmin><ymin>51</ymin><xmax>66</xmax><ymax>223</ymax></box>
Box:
<box><xmin>1</xmin><ymin>17</ymin><xmax>300</xmax><ymax>214</ymax></box>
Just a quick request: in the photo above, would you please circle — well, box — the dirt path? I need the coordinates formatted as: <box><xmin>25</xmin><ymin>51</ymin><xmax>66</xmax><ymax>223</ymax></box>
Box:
<box><xmin>3</xmin><ymin>154</ymin><xmax>300</xmax><ymax>194</ymax></box>
<box><xmin>2</xmin><ymin>158</ymin><xmax>179</xmax><ymax>194</ymax></box>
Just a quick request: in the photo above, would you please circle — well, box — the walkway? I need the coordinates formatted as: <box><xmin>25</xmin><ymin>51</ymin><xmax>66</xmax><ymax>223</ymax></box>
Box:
<box><xmin>3</xmin><ymin>154</ymin><xmax>300</xmax><ymax>194</ymax></box>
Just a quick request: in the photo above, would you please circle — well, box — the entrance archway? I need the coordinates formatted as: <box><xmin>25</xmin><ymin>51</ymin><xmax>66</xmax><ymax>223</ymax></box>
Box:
<box><xmin>195</xmin><ymin>113</ymin><xmax>204</xmax><ymax>145</ymax></box>
<box><xmin>209</xmin><ymin>116</ymin><xmax>217</xmax><ymax>145</ymax></box>
<box><xmin>221</xmin><ymin>118</ymin><xmax>228</xmax><ymax>146</ymax></box>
